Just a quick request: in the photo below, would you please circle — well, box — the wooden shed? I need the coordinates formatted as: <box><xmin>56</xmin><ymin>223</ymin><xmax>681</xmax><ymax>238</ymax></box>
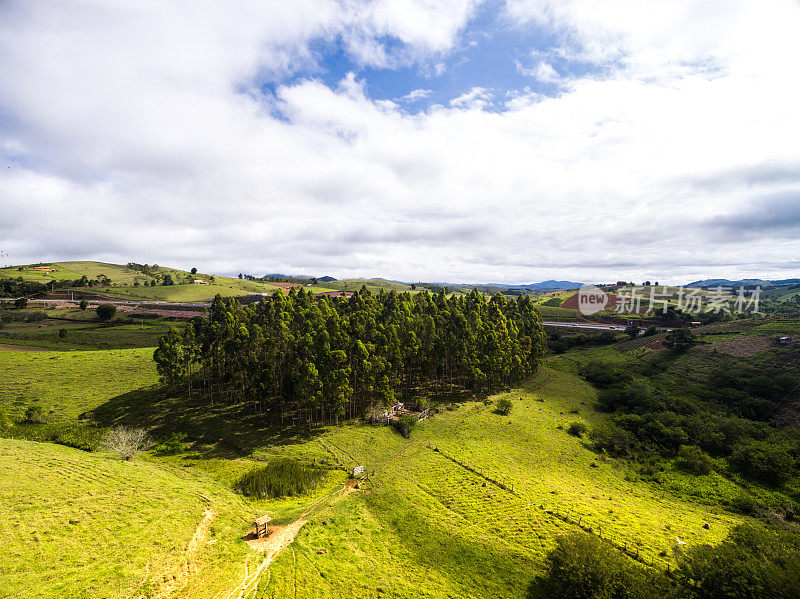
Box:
<box><xmin>253</xmin><ymin>515</ymin><xmax>272</xmax><ymax>539</ymax></box>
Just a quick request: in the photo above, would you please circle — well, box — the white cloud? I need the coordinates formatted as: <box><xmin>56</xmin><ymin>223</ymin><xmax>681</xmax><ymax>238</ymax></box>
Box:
<box><xmin>516</xmin><ymin>59</ymin><xmax>560</xmax><ymax>82</ymax></box>
<box><xmin>1</xmin><ymin>1</ymin><xmax>799</xmax><ymax>283</ymax></box>
<box><xmin>399</xmin><ymin>89</ymin><xmax>433</xmax><ymax>102</ymax></box>
<box><xmin>449</xmin><ymin>87</ymin><xmax>493</xmax><ymax>108</ymax></box>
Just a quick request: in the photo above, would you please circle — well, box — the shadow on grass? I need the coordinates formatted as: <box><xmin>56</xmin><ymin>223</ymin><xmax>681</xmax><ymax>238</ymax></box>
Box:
<box><xmin>90</xmin><ymin>386</ymin><xmax>326</xmax><ymax>457</ymax></box>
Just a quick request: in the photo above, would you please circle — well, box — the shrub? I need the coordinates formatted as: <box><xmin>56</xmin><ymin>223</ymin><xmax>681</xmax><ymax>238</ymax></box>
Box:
<box><xmin>14</xmin><ymin>297</ymin><xmax>28</xmax><ymax>309</ymax></box>
<box><xmin>79</xmin><ymin>299</ymin><xmax>88</xmax><ymax>310</ymax></box>
<box><xmin>580</xmin><ymin>361</ymin><xmax>631</xmax><ymax>388</ymax></box>
<box><xmin>0</xmin><ymin>408</ymin><xmax>12</xmax><ymax>431</ymax></box>
<box><xmin>24</xmin><ymin>405</ymin><xmax>46</xmax><ymax>424</ymax></box>
<box><xmin>495</xmin><ymin>398</ymin><xmax>513</xmax><ymax>415</ymax></box>
<box><xmin>730</xmin><ymin>440</ymin><xmax>794</xmax><ymax>486</ymax></box>
<box><xmin>155</xmin><ymin>432</ymin><xmax>189</xmax><ymax>455</ymax></box>
<box><xmin>567</xmin><ymin>422</ymin><xmax>587</xmax><ymax>437</ymax></box>
<box><xmin>393</xmin><ymin>414</ymin><xmax>418</xmax><ymax>439</ymax></box>
<box><xmin>8</xmin><ymin>422</ymin><xmax>102</xmax><ymax>451</ymax></box>
<box><xmin>676</xmin><ymin>524</ymin><xmax>800</xmax><ymax>599</ymax></box>
<box><xmin>589</xmin><ymin>422</ymin><xmax>635</xmax><ymax>456</ymax></box>
<box><xmin>96</xmin><ymin>303</ymin><xmax>117</xmax><ymax>320</ymax></box>
<box><xmin>235</xmin><ymin>459</ymin><xmax>326</xmax><ymax>499</ymax></box>
<box><xmin>102</xmin><ymin>426</ymin><xmax>152</xmax><ymax>460</ymax></box>
<box><xmin>676</xmin><ymin>445</ymin><xmax>713</xmax><ymax>475</ymax></box>
<box><xmin>729</xmin><ymin>492</ymin><xmax>760</xmax><ymax>516</ymax></box>
<box><xmin>538</xmin><ymin>533</ymin><xmax>677</xmax><ymax>599</ymax></box>
<box><xmin>25</xmin><ymin>310</ymin><xmax>46</xmax><ymax>323</ymax></box>
<box><xmin>663</xmin><ymin>328</ymin><xmax>696</xmax><ymax>352</ymax></box>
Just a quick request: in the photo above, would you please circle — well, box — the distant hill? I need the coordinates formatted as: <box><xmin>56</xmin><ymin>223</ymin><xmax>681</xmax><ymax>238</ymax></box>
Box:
<box><xmin>318</xmin><ymin>276</ymin><xmax>338</xmax><ymax>282</ymax></box>
<box><xmin>479</xmin><ymin>280</ymin><xmax>583</xmax><ymax>290</ymax></box>
<box><xmin>687</xmin><ymin>278</ymin><xmax>800</xmax><ymax>288</ymax></box>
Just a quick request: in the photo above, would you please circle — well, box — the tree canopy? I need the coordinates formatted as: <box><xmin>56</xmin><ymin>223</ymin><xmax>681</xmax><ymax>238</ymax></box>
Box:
<box><xmin>154</xmin><ymin>288</ymin><xmax>547</xmax><ymax>426</ymax></box>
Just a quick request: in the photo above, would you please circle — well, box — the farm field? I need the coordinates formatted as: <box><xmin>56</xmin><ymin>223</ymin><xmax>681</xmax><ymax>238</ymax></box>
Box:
<box><xmin>1</xmin><ymin>333</ymin><xmax>765</xmax><ymax>598</ymax></box>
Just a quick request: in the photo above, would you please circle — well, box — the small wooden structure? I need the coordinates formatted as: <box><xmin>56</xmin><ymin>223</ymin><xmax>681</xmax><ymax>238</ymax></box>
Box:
<box><xmin>253</xmin><ymin>515</ymin><xmax>272</xmax><ymax>539</ymax></box>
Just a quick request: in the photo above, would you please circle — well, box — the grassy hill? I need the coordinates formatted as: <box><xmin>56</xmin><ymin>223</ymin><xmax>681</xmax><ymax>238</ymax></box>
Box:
<box><xmin>1</xmin><ymin>341</ymin><xmax>753</xmax><ymax>598</ymax></box>
<box><xmin>1</xmin><ymin>261</ymin><xmax>336</xmax><ymax>302</ymax></box>
<box><xmin>0</xmin><ymin>438</ymin><xmax>255</xmax><ymax>599</ymax></box>
<box><xmin>4</xmin><ymin>315</ymin><xmax>798</xmax><ymax>597</ymax></box>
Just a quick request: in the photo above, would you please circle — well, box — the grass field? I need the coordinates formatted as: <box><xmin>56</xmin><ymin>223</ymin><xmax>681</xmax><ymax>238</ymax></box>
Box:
<box><xmin>0</xmin><ymin>347</ymin><xmax>158</xmax><ymax>420</ymax></box>
<box><xmin>1</xmin><ymin>332</ymin><xmax>777</xmax><ymax>598</ymax></box>
<box><xmin>0</xmin><ymin>438</ymin><xmax>257</xmax><ymax>599</ymax></box>
<box><xmin>0</xmin><ymin>308</ymin><xmax>175</xmax><ymax>351</ymax></box>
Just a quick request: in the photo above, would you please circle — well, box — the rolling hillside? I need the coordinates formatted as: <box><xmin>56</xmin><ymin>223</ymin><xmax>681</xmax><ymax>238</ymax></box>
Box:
<box><xmin>1</xmin><ymin>339</ymin><xmax>755</xmax><ymax>598</ymax></box>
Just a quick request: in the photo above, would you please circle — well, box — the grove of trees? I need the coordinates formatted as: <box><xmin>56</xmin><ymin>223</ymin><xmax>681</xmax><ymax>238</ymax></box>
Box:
<box><xmin>154</xmin><ymin>288</ymin><xmax>547</xmax><ymax>426</ymax></box>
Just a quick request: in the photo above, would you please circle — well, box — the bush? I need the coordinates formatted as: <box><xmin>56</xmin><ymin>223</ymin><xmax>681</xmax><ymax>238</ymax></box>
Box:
<box><xmin>14</xmin><ymin>297</ymin><xmax>28</xmax><ymax>309</ymax></box>
<box><xmin>7</xmin><ymin>422</ymin><xmax>102</xmax><ymax>451</ymax></box>
<box><xmin>24</xmin><ymin>405</ymin><xmax>46</xmax><ymax>423</ymax></box>
<box><xmin>79</xmin><ymin>298</ymin><xmax>88</xmax><ymax>310</ymax></box>
<box><xmin>663</xmin><ymin>328</ymin><xmax>696</xmax><ymax>352</ymax></box>
<box><xmin>96</xmin><ymin>303</ymin><xmax>117</xmax><ymax>320</ymax></box>
<box><xmin>25</xmin><ymin>310</ymin><xmax>46</xmax><ymax>323</ymax></box>
<box><xmin>580</xmin><ymin>361</ymin><xmax>631</xmax><ymax>388</ymax></box>
<box><xmin>676</xmin><ymin>524</ymin><xmax>800</xmax><ymax>599</ymax></box>
<box><xmin>567</xmin><ymin>422</ymin><xmax>587</xmax><ymax>437</ymax></box>
<box><xmin>495</xmin><ymin>398</ymin><xmax>513</xmax><ymax>415</ymax></box>
<box><xmin>393</xmin><ymin>414</ymin><xmax>418</xmax><ymax>438</ymax></box>
<box><xmin>0</xmin><ymin>408</ymin><xmax>12</xmax><ymax>431</ymax></box>
<box><xmin>676</xmin><ymin>445</ymin><xmax>713</xmax><ymax>475</ymax></box>
<box><xmin>538</xmin><ymin>533</ymin><xmax>677</xmax><ymax>599</ymax></box>
<box><xmin>730</xmin><ymin>440</ymin><xmax>794</xmax><ymax>486</ymax></box>
<box><xmin>155</xmin><ymin>432</ymin><xmax>189</xmax><ymax>455</ymax></box>
<box><xmin>729</xmin><ymin>492</ymin><xmax>760</xmax><ymax>516</ymax></box>
<box><xmin>589</xmin><ymin>422</ymin><xmax>636</xmax><ymax>456</ymax></box>
<box><xmin>235</xmin><ymin>459</ymin><xmax>326</xmax><ymax>499</ymax></box>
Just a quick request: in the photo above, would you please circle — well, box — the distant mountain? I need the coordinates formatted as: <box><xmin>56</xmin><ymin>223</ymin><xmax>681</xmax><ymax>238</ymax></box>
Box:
<box><xmin>515</xmin><ymin>280</ymin><xmax>583</xmax><ymax>290</ymax></box>
<box><xmin>686</xmin><ymin>278</ymin><xmax>800</xmax><ymax>288</ymax></box>
<box><xmin>478</xmin><ymin>280</ymin><xmax>583</xmax><ymax>290</ymax></box>
<box><xmin>318</xmin><ymin>276</ymin><xmax>338</xmax><ymax>282</ymax></box>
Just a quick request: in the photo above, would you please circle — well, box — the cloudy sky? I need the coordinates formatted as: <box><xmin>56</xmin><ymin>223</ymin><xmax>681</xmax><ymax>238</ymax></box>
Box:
<box><xmin>1</xmin><ymin>0</ymin><xmax>799</xmax><ymax>284</ymax></box>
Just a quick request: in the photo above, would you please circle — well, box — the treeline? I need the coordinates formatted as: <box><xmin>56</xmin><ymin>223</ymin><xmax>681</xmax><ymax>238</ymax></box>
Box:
<box><xmin>154</xmin><ymin>288</ymin><xmax>547</xmax><ymax>425</ymax></box>
<box><xmin>0</xmin><ymin>278</ymin><xmax>47</xmax><ymax>297</ymax></box>
<box><xmin>0</xmin><ymin>275</ymin><xmax>111</xmax><ymax>294</ymax></box>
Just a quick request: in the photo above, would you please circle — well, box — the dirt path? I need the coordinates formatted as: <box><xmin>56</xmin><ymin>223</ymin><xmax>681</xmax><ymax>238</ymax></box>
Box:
<box><xmin>221</xmin><ymin>484</ymin><xmax>356</xmax><ymax>599</ymax></box>
<box><xmin>146</xmin><ymin>508</ymin><xmax>215</xmax><ymax>599</ymax></box>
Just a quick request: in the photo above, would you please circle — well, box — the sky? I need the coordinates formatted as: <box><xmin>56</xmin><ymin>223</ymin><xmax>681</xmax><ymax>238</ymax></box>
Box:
<box><xmin>1</xmin><ymin>0</ymin><xmax>799</xmax><ymax>285</ymax></box>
